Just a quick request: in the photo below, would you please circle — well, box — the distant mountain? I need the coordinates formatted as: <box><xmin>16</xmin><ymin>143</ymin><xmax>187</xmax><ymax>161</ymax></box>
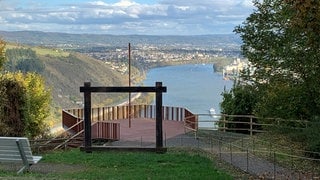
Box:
<box><xmin>0</xmin><ymin>30</ymin><xmax>241</xmax><ymax>49</ymax></box>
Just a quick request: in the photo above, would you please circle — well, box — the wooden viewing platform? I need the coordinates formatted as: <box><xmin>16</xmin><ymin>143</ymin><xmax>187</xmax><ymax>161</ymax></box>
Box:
<box><xmin>62</xmin><ymin>104</ymin><xmax>198</xmax><ymax>151</ymax></box>
<box><xmin>113</xmin><ymin>118</ymin><xmax>186</xmax><ymax>143</ymax></box>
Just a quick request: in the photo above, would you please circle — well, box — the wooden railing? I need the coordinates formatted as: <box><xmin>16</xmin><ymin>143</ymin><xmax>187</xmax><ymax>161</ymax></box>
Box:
<box><xmin>63</xmin><ymin>104</ymin><xmax>197</xmax><ymax>131</ymax></box>
<box><xmin>216</xmin><ymin>114</ymin><xmax>310</xmax><ymax>136</ymax></box>
<box><xmin>91</xmin><ymin>121</ymin><xmax>120</xmax><ymax>140</ymax></box>
<box><xmin>62</xmin><ymin>110</ymin><xmax>83</xmax><ymax>134</ymax></box>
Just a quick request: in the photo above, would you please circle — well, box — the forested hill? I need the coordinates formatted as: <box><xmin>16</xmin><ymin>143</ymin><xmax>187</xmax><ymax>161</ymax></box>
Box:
<box><xmin>0</xmin><ymin>30</ymin><xmax>241</xmax><ymax>49</ymax></box>
<box><xmin>4</xmin><ymin>46</ymin><xmax>127</xmax><ymax>108</ymax></box>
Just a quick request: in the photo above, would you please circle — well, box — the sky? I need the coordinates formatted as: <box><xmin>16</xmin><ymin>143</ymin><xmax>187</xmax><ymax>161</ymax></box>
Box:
<box><xmin>0</xmin><ymin>0</ymin><xmax>255</xmax><ymax>35</ymax></box>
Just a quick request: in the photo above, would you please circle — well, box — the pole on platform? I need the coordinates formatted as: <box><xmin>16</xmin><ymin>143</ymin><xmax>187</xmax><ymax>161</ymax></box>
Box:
<box><xmin>128</xmin><ymin>43</ymin><xmax>131</xmax><ymax>128</ymax></box>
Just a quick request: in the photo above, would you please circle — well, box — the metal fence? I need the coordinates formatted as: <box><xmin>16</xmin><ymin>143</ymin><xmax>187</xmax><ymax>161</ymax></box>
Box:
<box><xmin>110</xmin><ymin>132</ymin><xmax>319</xmax><ymax>179</ymax></box>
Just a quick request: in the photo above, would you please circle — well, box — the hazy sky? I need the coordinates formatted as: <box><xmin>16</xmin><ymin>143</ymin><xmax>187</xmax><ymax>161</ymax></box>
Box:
<box><xmin>0</xmin><ymin>0</ymin><xmax>255</xmax><ymax>35</ymax></box>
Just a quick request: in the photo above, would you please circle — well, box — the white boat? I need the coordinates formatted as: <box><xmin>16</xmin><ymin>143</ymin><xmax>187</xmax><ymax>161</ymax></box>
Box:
<box><xmin>209</xmin><ymin>107</ymin><xmax>219</xmax><ymax>119</ymax></box>
<box><xmin>209</xmin><ymin>108</ymin><xmax>216</xmax><ymax>115</ymax></box>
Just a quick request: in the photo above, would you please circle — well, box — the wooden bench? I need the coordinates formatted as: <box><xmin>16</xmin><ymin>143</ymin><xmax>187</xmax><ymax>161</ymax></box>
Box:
<box><xmin>0</xmin><ymin>137</ymin><xmax>42</xmax><ymax>174</ymax></box>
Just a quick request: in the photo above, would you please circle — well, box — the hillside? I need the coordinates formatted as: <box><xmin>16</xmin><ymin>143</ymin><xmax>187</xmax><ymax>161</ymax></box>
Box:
<box><xmin>5</xmin><ymin>44</ymin><xmax>127</xmax><ymax>109</ymax></box>
<box><xmin>42</xmin><ymin>52</ymin><xmax>127</xmax><ymax>109</ymax></box>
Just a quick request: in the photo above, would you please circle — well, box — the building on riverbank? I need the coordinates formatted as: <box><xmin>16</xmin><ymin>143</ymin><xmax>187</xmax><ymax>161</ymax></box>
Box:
<box><xmin>222</xmin><ymin>58</ymin><xmax>248</xmax><ymax>80</ymax></box>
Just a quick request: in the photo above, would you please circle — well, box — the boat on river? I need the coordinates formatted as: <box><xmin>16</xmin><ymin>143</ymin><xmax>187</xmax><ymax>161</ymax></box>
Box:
<box><xmin>209</xmin><ymin>108</ymin><xmax>219</xmax><ymax>119</ymax></box>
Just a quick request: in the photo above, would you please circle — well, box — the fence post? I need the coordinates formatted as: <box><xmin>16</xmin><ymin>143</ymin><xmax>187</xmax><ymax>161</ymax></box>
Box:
<box><xmin>273</xmin><ymin>151</ymin><xmax>276</xmax><ymax>179</ymax></box>
<box><xmin>250</xmin><ymin>116</ymin><xmax>253</xmax><ymax>136</ymax></box>
<box><xmin>241</xmin><ymin>137</ymin><xmax>244</xmax><ymax>148</ymax></box>
<box><xmin>197</xmin><ymin>137</ymin><xmax>200</xmax><ymax>149</ymax></box>
<box><xmin>246</xmin><ymin>147</ymin><xmax>249</xmax><ymax>172</ymax></box>
<box><xmin>164</xmin><ymin>132</ymin><xmax>167</xmax><ymax>147</ymax></box>
<box><xmin>269</xmin><ymin>141</ymin><xmax>272</xmax><ymax>159</ymax></box>
<box><xmin>223</xmin><ymin>115</ymin><xmax>226</xmax><ymax>132</ymax></box>
<box><xmin>252</xmin><ymin>138</ymin><xmax>255</xmax><ymax>155</ymax></box>
<box><xmin>230</xmin><ymin>142</ymin><xmax>232</xmax><ymax>163</ymax></box>
<box><xmin>219</xmin><ymin>138</ymin><xmax>222</xmax><ymax>160</ymax></box>
<box><xmin>140</xmin><ymin>136</ymin><xmax>143</xmax><ymax>147</ymax></box>
<box><xmin>210</xmin><ymin>137</ymin><xmax>213</xmax><ymax>153</ymax></box>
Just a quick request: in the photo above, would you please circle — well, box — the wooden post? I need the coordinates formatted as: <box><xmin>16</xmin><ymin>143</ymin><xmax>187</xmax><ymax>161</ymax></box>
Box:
<box><xmin>223</xmin><ymin>115</ymin><xmax>226</xmax><ymax>132</ymax></box>
<box><xmin>250</xmin><ymin>117</ymin><xmax>253</xmax><ymax>136</ymax></box>
<box><xmin>128</xmin><ymin>43</ymin><xmax>131</xmax><ymax>128</ymax></box>
<box><xmin>83</xmin><ymin>82</ymin><xmax>92</xmax><ymax>153</ymax></box>
<box><xmin>156</xmin><ymin>82</ymin><xmax>163</xmax><ymax>149</ymax></box>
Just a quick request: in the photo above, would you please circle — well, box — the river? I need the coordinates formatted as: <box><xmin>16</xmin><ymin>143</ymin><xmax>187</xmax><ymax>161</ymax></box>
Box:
<box><xmin>143</xmin><ymin>64</ymin><xmax>233</xmax><ymax>128</ymax></box>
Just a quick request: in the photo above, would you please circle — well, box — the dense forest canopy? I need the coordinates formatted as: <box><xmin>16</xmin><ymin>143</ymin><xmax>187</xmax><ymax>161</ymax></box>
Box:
<box><xmin>5</xmin><ymin>48</ymin><xmax>45</xmax><ymax>73</ymax></box>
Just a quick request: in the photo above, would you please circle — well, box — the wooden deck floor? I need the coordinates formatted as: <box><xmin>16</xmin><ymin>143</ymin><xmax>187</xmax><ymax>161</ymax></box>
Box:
<box><xmin>113</xmin><ymin>118</ymin><xmax>186</xmax><ymax>142</ymax></box>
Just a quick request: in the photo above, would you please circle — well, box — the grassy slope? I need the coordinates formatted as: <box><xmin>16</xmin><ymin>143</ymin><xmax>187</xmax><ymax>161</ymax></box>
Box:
<box><xmin>0</xmin><ymin>149</ymin><xmax>233</xmax><ymax>179</ymax></box>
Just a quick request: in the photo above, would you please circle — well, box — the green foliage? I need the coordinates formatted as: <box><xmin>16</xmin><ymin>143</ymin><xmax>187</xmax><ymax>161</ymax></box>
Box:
<box><xmin>0</xmin><ymin>39</ymin><xmax>5</xmax><ymax>71</ymax></box>
<box><xmin>255</xmin><ymin>82</ymin><xmax>308</xmax><ymax>119</ymax></box>
<box><xmin>224</xmin><ymin>0</ymin><xmax>320</xmax><ymax>152</ymax></box>
<box><xmin>21</xmin><ymin>72</ymin><xmax>52</xmax><ymax>138</ymax></box>
<box><xmin>221</xmin><ymin>83</ymin><xmax>257</xmax><ymax>115</ymax></box>
<box><xmin>220</xmin><ymin>83</ymin><xmax>258</xmax><ymax>133</ymax></box>
<box><xmin>303</xmin><ymin>121</ymin><xmax>320</xmax><ymax>158</ymax></box>
<box><xmin>0</xmin><ymin>75</ymin><xmax>26</xmax><ymax>136</ymax></box>
<box><xmin>0</xmin><ymin>72</ymin><xmax>51</xmax><ymax>138</ymax></box>
<box><xmin>234</xmin><ymin>0</ymin><xmax>320</xmax><ymax>118</ymax></box>
<box><xmin>5</xmin><ymin>48</ymin><xmax>45</xmax><ymax>73</ymax></box>
<box><xmin>42</xmin><ymin>52</ymin><xmax>126</xmax><ymax>108</ymax></box>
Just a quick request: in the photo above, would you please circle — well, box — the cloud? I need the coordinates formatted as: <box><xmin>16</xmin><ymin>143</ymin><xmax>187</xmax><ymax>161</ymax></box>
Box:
<box><xmin>0</xmin><ymin>0</ymin><xmax>254</xmax><ymax>35</ymax></box>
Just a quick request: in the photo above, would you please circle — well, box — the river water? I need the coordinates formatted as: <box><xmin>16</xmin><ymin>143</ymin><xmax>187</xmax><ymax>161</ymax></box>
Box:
<box><xmin>143</xmin><ymin>64</ymin><xmax>233</xmax><ymax>128</ymax></box>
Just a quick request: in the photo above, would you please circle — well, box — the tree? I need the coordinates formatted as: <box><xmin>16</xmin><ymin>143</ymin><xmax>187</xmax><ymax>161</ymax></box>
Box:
<box><xmin>227</xmin><ymin>0</ymin><xmax>320</xmax><ymax>153</ymax></box>
<box><xmin>0</xmin><ymin>72</ymin><xmax>51</xmax><ymax>138</ymax></box>
<box><xmin>0</xmin><ymin>40</ymin><xmax>51</xmax><ymax>138</ymax></box>
<box><xmin>0</xmin><ymin>74</ymin><xmax>26</xmax><ymax>136</ymax></box>
<box><xmin>220</xmin><ymin>83</ymin><xmax>258</xmax><ymax>133</ymax></box>
<box><xmin>0</xmin><ymin>39</ymin><xmax>5</xmax><ymax>71</ymax></box>
<box><xmin>234</xmin><ymin>0</ymin><xmax>320</xmax><ymax>119</ymax></box>
<box><xmin>5</xmin><ymin>48</ymin><xmax>45</xmax><ymax>73</ymax></box>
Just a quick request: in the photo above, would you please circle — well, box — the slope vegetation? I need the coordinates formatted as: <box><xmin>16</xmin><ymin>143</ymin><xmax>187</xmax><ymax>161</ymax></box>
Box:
<box><xmin>41</xmin><ymin>52</ymin><xmax>127</xmax><ymax>108</ymax></box>
<box><xmin>5</xmin><ymin>44</ymin><xmax>127</xmax><ymax>108</ymax></box>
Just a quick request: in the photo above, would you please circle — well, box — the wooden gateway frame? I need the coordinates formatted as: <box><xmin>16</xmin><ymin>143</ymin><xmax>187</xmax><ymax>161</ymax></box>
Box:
<box><xmin>80</xmin><ymin>82</ymin><xmax>167</xmax><ymax>152</ymax></box>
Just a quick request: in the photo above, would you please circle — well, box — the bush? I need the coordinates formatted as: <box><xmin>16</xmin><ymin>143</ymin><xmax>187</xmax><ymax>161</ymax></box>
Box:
<box><xmin>0</xmin><ymin>72</ymin><xmax>51</xmax><ymax>138</ymax></box>
<box><xmin>0</xmin><ymin>75</ymin><xmax>26</xmax><ymax>136</ymax></box>
<box><xmin>220</xmin><ymin>84</ymin><xmax>258</xmax><ymax>133</ymax></box>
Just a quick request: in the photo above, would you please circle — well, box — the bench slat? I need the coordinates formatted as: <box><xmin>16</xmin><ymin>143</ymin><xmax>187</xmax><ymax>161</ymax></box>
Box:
<box><xmin>0</xmin><ymin>137</ymin><xmax>30</xmax><ymax>146</ymax></box>
<box><xmin>0</xmin><ymin>154</ymin><xmax>39</xmax><ymax>162</ymax></box>
<box><xmin>0</xmin><ymin>137</ymin><xmax>42</xmax><ymax>174</ymax></box>
<box><xmin>0</xmin><ymin>149</ymin><xmax>33</xmax><ymax>155</ymax></box>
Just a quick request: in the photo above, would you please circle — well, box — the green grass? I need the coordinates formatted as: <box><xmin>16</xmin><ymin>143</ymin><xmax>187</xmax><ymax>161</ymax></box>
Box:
<box><xmin>0</xmin><ymin>149</ymin><xmax>232</xmax><ymax>179</ymax></box>
<box><xmin>5</xmin><ymin>43</ymin><xmax>69</xmax><ymax>57</ymax></box>
<box><xmin>32</xmin><ymin>47</ymin><xmax>70</xmax><ymax>57</ymax></box>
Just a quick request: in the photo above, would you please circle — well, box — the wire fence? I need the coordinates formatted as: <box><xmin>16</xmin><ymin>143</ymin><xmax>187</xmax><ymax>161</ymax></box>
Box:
<box><xmin>109</xmin><ymin>132</ymin><xmax>320</xmax><ymax>179</ymax></box>
<box><xmin>50</xmin><ymin>110</ymin><xmax>320</xmax><ymax>179</ymax></box>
